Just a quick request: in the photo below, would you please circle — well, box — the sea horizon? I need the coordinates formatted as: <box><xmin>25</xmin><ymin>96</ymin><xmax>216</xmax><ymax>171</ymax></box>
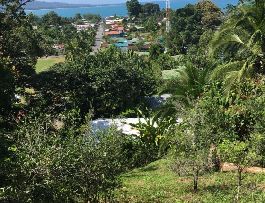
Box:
<box><xmin>25</xmin><ymin>0</ymin><xmax>238</xmax><ymax>17</ymax></box>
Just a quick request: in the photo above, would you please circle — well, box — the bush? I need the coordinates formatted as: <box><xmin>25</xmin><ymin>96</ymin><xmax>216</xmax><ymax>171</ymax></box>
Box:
<box><xmin>3</xmin><ymin>113</ymin><xmax>129</xmax><ymax>202</ymax></box>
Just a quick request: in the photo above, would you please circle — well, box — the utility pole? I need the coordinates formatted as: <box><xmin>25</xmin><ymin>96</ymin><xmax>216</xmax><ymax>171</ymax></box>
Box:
<box><xmin>166</xmin><ymin>0</ymin><xmax>171</xmax><ymax>33</ymax></box>
<box><xmin>165</xmin><ymin>0</ymin><xmax>171</xmax><ymax>52</ymax></box>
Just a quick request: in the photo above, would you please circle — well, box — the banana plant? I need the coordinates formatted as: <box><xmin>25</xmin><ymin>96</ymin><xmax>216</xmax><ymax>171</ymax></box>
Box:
<box><xmin>130</xmin><ymin>109</ymin><xmax>176</xmax><ymax>148</ymax></box>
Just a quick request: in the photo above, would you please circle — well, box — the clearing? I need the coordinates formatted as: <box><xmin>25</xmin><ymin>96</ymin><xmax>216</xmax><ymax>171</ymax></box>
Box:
<box><xmin>36</xmin><ymin>56</ymin><xmax>65</xmax><ymax>73</ymax></box>
<box><xmin>115</xmin><ymin>159</ymin><xmax>265</xmax><ymax>202</ymax></box>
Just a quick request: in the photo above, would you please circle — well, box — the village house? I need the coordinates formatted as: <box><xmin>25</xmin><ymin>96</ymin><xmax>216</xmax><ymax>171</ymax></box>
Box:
<box><xmin>105</xmin><ymin>25</ymin><xmax>125</xmax><ymax>37</ymax></box>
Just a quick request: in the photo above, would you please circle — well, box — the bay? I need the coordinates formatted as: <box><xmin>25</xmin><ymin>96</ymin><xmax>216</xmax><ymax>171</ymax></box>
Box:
<box><xmin>25</xmin><ymin>0</ymin><xmax>238</xmax><ymax>17</ymax></box>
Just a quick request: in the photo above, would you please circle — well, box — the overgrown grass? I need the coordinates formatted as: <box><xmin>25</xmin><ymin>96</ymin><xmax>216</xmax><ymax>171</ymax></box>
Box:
<box><xmin>36</xmin><ymin>56</ymin><xmax>65</xmax><ymax>73</ymax></box>
<box><xmin>115</xmin><ymin>159</ymin><xmax>265</xmax><ymax>202</ymax></box>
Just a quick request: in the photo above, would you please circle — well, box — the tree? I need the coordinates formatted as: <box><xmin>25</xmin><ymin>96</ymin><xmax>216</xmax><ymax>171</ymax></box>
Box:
<box><xmin>153</xmin><ymin>53</ymin><xmax>177</xmax><ymax>70</ymax></box>
<box><xmin>83</xmin><ymin>13</ymin><xmax>101</xmax><ymax>23</ymax></box>
<box><xmin>64</xmin><ymin>30</ymin><xmax>95</xmax><ymax>62</ymax></box>
<box><xmin>126</xmin><ymin>0</ymin><xmax>141</xmax><ymax>17</ymax></box>
<box><xmin>161</xmin><ymin>60</ymin><xmax>213</xmax><ymax>106</ymax></box>
<box><xmin>73</xmin><ymin>13</ymin><xmax>82</xmax><ymax>22</ymax></box>
<box><xmin>196</xmin><ymin>0</ymin><xmax>223</xmax><ymax>29</ymax></box>
<box><xmin>0</xmin><ymin>61</ymin><xmax>15</xmax><ymax>117</ymax></box>
<box><xmin>144</xmin><ymin>16</ymin><xmax>159</xmax><ymax>32</ymax></box>
<box><xmin>141</xmin><ymin>3</ymin><xmax>160</xmax><ymax>16</ymax></box>
<box><xmin>210</xmin><ymin>0</ymin><xmax>265</xmax><ymax>91</ymax></box>
<box><xmin>172</xmin><ymin>106</ymin><xmax>212</xmax><ymax>192</ymax></box>
<box><xmin>0</xmin><ymin>0</ymin><xmax>44</xmax><ymax>116</ymax></box>
<box><xmin>168</xmin><ymin>2</ymin><xmax>223</xmax><ymax>54</ymax></box>
<box><xmin>42</xmin><ymin>11</ymin><xmax>62</xmax><ymax>26</ymax></box>
<box><xmin>149</xmin><ymin>43</ymin><xmax>164</xmax><ymax>60</ymax></box>
<box><xmin>34</xmin><ymin>47</ymin><xmax>160</xmax><ymax>118</ymax></box>
<box><xmin>219</xmin><ymin>136</ymin><xmax>263</xmax><ymax>201</ymax></box>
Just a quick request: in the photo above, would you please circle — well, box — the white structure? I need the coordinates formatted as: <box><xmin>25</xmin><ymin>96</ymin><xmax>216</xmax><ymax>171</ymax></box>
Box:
<box><xmin>166</xmin><ymin>0</ymin><xmax>171</xmax><ymax>33</ymax></box>
<box><xmin>74</xmin><ymin>24</ymin><xmax>91</xmax><ymax>31</ymax></box>
<box><xmin>91</xmin><ymin>118</ymin><xmax>149</xmax><ymax>136</ymax></box>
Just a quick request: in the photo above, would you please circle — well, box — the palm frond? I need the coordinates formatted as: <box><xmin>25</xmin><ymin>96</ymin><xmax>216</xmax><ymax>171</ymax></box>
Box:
<box><xmin>223</xmin><ymin>70</ymin><xmax>240</xmax><ymax>93</ymax></box>
<box><xmin>210</xmin><ymin>61</ymin><xmax>244</xmax><ymax>81</ymax></box>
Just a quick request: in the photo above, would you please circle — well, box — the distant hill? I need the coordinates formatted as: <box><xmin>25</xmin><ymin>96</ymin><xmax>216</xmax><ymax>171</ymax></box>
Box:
<box><xmin>24</xmin><ymin>1</ymin><xmax>92</xmax><ymax>10</ymax></box>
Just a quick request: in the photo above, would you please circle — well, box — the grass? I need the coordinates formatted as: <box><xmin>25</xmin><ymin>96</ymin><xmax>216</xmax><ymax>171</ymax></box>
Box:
<box><xmin>115</xmin><ymin>159</ymin><xmax>265</xmax><ymax>202</ymax></box>
<box><xmin>36</xmin><ymin>56</ymin><xmax>65</xmax><ymax>73</ymax></box>
<box><xmin>162</xmin><ymin>69</ymin><xmax>179</xmax><ymax>80</ymax></box>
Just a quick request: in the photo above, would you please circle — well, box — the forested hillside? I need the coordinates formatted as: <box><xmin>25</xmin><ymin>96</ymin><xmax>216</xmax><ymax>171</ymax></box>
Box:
<box><xmin>0</xmin><ymin>0</ymin><xmax>265</xmax><ymax>202</ymax></box>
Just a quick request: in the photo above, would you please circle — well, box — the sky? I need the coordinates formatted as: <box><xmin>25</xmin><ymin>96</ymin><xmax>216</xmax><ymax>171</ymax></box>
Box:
<box><xmin>40</xmin><ymin>0</ymin><xmax>238</xmax><ymax>5</ymax></box>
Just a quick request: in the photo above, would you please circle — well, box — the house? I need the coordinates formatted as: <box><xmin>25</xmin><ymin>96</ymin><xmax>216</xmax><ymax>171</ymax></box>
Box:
<box><xmin>74</xmin><ymin>24</ymin><xmax>92</xmax><ymax>31</ymax></box>
<box><xmin>114</xmin><ymin>38</ymin><xmax>128</xmax><ymax>52</ymax></box>
<box><xmin>105</xmin><ymin>30</ymin><xmax>123</xmax><ymax>37</ymax></box>
<box><xmin>105</xmin><ymin>24</ymin><xmax>125</xmax><ymax>37</ymax></box>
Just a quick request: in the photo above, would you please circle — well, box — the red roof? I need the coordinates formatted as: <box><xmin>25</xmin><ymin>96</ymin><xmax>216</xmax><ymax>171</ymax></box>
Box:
<box><xmin>105</xmin><ymin>31</ymin><xmax>120</xmax><ymax>35</ymax></box>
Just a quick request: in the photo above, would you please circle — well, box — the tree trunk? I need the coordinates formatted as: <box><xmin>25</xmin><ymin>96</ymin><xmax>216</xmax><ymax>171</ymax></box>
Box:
<box><xmin>235</xmin><ymin>167</ymin><xmax>243</xmax><ymax>202</ymax></box>
<box><xmin>193</xmin><ymin>169</ymin><xmax>199</xmax><ymax>192</ymax></box>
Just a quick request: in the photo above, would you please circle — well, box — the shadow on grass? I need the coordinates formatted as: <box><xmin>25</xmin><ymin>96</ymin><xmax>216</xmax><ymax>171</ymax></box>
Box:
<box><xmin>138</xmin><ymin>165</ymin><xmax>158</xmax><ymax>172</ymax></box>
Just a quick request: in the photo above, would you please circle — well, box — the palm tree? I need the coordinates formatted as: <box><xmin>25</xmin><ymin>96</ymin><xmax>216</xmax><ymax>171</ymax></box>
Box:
<box><xmin>161</xmin><ymin>62</ymin><xmax>212</xmax><ymax>106</ymax></box>
<box><xmin>210</xmin><ymin>0</ymin><xmax>265</xmax><ymax>90</ymax></box>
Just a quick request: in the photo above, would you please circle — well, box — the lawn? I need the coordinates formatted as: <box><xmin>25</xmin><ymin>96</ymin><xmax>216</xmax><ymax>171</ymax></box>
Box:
<box><xmin>36</xmin><ymin>56</ymin><xmax>65</xmax><ymax>73</ymax></box>
<box><xmin>115</xmin><ymin>159</ymin><xmax>265</xmax><ymax>203</ymax></box>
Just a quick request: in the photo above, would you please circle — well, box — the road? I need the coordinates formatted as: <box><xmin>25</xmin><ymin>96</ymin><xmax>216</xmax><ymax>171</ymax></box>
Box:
<box><xmin>92</xmin><ymin>22</ymin><xmax>104</xmax><ymax>53</ymax></box>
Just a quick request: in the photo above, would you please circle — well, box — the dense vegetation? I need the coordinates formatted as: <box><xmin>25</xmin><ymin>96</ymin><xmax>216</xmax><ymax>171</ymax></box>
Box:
<box><xmin>1</xmin><ymin>0</ymin><xmax>265</xmax><ymax>202</ymax></box>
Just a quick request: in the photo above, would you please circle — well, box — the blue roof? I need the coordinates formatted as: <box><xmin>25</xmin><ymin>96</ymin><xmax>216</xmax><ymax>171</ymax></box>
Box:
<box><xmin>114</xmin><ymin>42</ymin><xmax>128</xmax><ymax>47</ymax></box>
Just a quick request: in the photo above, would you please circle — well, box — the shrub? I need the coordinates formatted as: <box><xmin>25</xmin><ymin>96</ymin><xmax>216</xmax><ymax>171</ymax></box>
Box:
<box><xmin>3</xmin><ymin>113</ymin><xmax>129</xmax><ymax>202</ymax></box>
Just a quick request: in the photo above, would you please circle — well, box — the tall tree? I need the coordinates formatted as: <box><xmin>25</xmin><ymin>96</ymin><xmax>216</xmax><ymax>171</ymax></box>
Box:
<box><xmin>168</xmin><ymin>1</ymin><xmax>222</xmax><ymax>54</ymax></box>
<box><xmin>41</xmin><ymin>11</ymin><xmax>62</xmax><ymax>26</ymax></box>
<box><xmin>196</xmin><ymin>0</ymin><xmax>223</xmax><ymax>29</ymax></box>
<box><xmin>126</xmin><ymin>0</ymin><xmax>141</xmax><ymax>17</ymax></box>
<box><xmin>141</xmin><ymin>3</ymin><xmax>160</xmax><ymax>16</ymax></box>
<box><xmin>210</xmin><ymin>0</ymin><xmax>265</xmax><ymax>91</ymax></box>
<box><xmin>0</xmin><ymin>0</ymin><xmax>44</xmax><ymax>110</ymax></box>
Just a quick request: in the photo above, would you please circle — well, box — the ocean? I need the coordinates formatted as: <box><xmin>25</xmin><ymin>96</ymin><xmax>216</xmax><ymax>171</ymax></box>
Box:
<box><xmin>25</xmin><ymin>0</ymin><xmax>239</xmax><ymax>17</ymax></box>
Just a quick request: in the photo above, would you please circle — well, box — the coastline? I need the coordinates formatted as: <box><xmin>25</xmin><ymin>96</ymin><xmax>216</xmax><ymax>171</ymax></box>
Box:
<box><xmin>25</xmin><ymin>3</ymin><xmax>125</xmax><ymax>11</ymax></box>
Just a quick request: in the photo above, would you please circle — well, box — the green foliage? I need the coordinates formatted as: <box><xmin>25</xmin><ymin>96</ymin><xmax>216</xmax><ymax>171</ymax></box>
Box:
<box><xmin>196</xmin><ymin>0</ymin><xmax>223</xmax><ymax>29</ymax></box>
<box><xmin>144</xmin><ymin>16</ymin><xmax>159</xmax><ymax>32</ymax></box>
<box><xmin>126</xmin><ymin>0</ymin><xmax>142</xmax><ymax>17</ymax></box>
<box><xmin>149</xmin><ymin>43</ymin><xmax>164</xmax><ymax>60</ymax></box>
<box><xmin>168</xmin><ymin>1</ymin><xmax>222</xmax><ymax>54</ymax></box>
<box><xmin>3</xmin><ymin>113</ymin><xmax>128</xmax><ymax>202</ymax></box>
<box><xmin>218</xmin><ymin>135</ymin><xmax>263</xmax><ymax>200</ymax></box>
<box><xmin>116</xmin><ymin>158</ymin><xmax>265</xmax><ymax>203</ymax></box>
<box><xmin>210</xmin><ymin>0</ymin><xmax>265</xmax><ymax>89</ymax></box>
<box><xmin>171</xmin><ymin>105</ymin><xmax>213</xmax><ymax>192</ymax></box>
<box><xmin>41</xmin><ymin>11</ymin><xmax>63</xmax><ymax>26</ymax></box>
<box><xmin>0</xmin><ymin>62</ymin><xmax>15</xmax><ymax>116</ymax></box>
<box><xmin>83</xmin><ymin>13</ymin><xmax>101</xmax><ymax>23</ymax></box>
<box><xmin>161</xmin><ymin>60</ymin><xmax>212</xmax><ymax>106</ymax></box>
<box><xmin>153</xmin><ymin>53</ymin><xmax>178</xmax><ymax>70</ymax></box>
<box><xmin>0</xmin><ymin>1</ymin><xmax>44</xmax><ymax>85</ymax></box>
<box><xmin>65</xmin><ymin>29</ymin><xmax>95</xmax><ymax>62</ymax></box>
<box><xmin>131</xmin><ymin>109</ymin><xmax>176</xmax><ymax>157</ymax></box>
<box><xmin>141</xmin><ymin>3</ymin><xmax>160</xmax><ymax>17</ymax></box>
<box><xmin>219</xmin><ymin>137</ymin><xmax>263</xmax><ymax>170</ymax></box>
<box><xmin>33</xmin><ymin>47</ymin><xmax>160</xmax><ymax>118</ymax></box>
